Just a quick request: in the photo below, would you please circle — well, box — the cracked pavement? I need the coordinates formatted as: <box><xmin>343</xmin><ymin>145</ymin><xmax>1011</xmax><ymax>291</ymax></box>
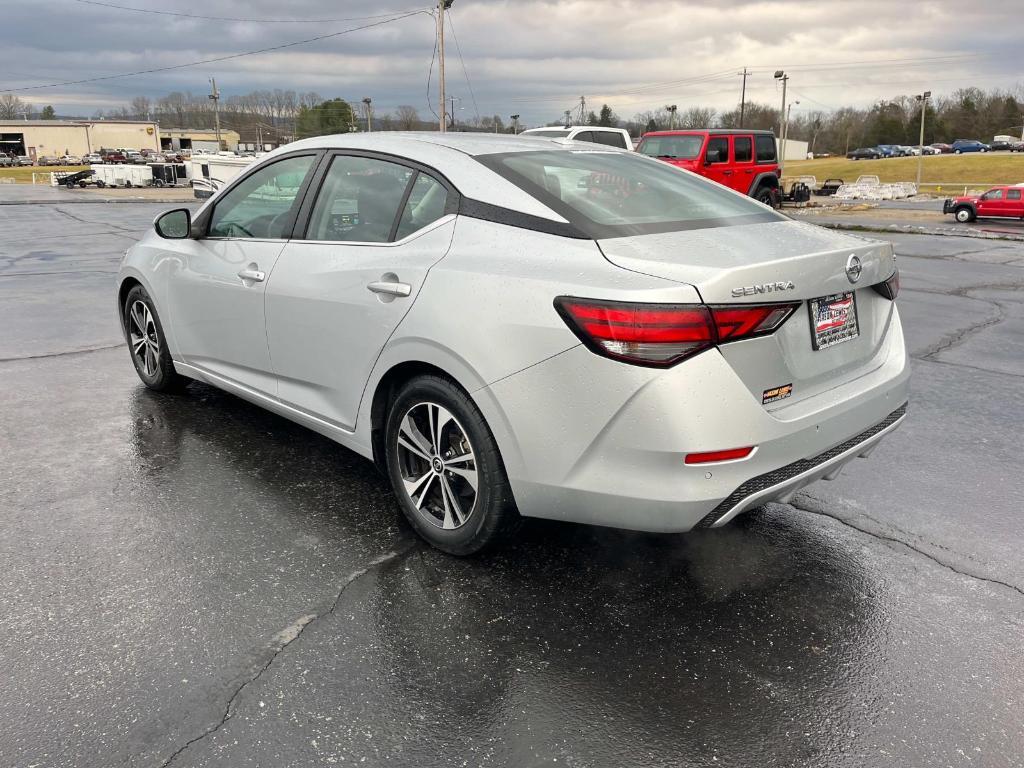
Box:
<box><xmin>1</xmin><ymin>202</ymin><xmax>1023</xmax><ymax>767</ymax></box>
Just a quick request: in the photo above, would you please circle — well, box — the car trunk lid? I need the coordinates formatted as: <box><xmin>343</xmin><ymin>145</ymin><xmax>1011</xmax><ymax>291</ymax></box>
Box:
<box><xmin>597</xmin><ymin>220</ymin><xmax>898</xmax><ymax>409</ymax></box>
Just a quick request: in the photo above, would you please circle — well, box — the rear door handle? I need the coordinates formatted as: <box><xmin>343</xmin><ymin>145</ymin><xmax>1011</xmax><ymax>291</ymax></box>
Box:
<box><xmin>237</xmin><ymin>266</ymin><xmax>265</xmax><ymax>282</ymax></box>
<box><xmin>367</xmin><ymin>280</ymin><xmax>412</xmax><ymax>297</ymax></box>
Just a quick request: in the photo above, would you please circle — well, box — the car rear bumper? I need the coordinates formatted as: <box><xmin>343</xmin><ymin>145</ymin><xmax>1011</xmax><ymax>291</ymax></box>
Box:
<box><xmin>481</xmin><ymin>305</ymin><xmax>910</xmax><ymax>533</ymax></box>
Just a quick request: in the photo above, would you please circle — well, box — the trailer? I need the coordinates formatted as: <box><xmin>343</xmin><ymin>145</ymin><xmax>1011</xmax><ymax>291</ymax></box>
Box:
<box><xmin>52</xmin><ymin>169</ymin><xmax>95</xmax><ymax>189</ymax></box>
<box><xmin>188</xmin><ymin>154</ymin><xmax>256</xmax><ymax>198</ymax></box>
<box><xmin>149</xmin><ymin>162</ymin><xmax>190</xmax><ymax>187</ymax></box>
<box><xmin>90</xmin><ymin>163</ymin><xmax>153</xmax><ymax>188</ymax></box>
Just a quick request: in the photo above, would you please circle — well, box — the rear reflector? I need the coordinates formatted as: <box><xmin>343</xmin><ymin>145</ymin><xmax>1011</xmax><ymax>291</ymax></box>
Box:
<box><xmin>872</xmin><ymin>269</ymin><xmax>900</xmax><ymax>300</ymax></box>
<box><xmin>555</xmin><ymin>297</ymin><xmax>798</xmax><ymax>367</ymax></box>
<box><xmin>685</xmin><ymin>446</ymin><xmax>755</xmax><ymax>465</ymax></box>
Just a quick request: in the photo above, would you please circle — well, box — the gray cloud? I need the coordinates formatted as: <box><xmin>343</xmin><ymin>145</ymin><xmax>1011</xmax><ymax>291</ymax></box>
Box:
<box><xmin>2</xmin><ymin>0</ymin><xmax>1021</xmax><ymax>125</ymax></box>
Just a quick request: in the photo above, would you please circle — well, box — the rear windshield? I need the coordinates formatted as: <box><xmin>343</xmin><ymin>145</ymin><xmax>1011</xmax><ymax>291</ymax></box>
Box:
<box><xmin>637</xmin><ymin>135</ymin><xmax>703</xmax><ymax>160</ymax></box>
<box><xmin>477</xmin><ymin>149</ymin><xmax>781</xmax><ymax>239</ymax></box>
<box><xmin>523</xmin><ymin>129</ymin><xmax>571</xmax><ymax>138</ymax></box>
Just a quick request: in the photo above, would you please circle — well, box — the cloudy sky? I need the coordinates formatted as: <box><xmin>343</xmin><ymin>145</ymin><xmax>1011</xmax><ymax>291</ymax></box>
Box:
<box><xmin>3</xmin><ymin>0</ymin><xmax>1022</xmax><ymax>126</ymax></box>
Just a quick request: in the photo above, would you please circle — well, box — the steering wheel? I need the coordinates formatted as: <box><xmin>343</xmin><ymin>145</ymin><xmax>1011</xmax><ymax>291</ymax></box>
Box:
<box><xmin>222</xmin><ymin>221</ymin><xmax>254</xmax><ymax>238</ymax></box>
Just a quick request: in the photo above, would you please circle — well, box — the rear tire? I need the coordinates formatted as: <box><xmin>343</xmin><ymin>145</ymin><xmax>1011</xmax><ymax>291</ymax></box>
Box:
<box><xmin>754</xmin><ymin>186</ymin><xmax>777</xmax><ymax>208</ymax></box>
<box><xmin>385</xmin><ymin>375</ymin><xmax>519</xmax><ymax>555</ymax></box>
<box><xmin>123</xmin><ymin>285</ymin><xmax>187</xmax><ymax>393</ymax></box>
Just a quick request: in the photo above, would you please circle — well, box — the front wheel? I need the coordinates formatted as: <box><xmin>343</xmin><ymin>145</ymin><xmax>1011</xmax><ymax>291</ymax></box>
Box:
<box><xmin>754</xmin><ymin>186</ymin><xmax>777</xmax><ymax>208</ymax></box>
<box><xmin>385</xmin><ymin>375</ymin><xmax>519</xmax><ymax>555</ymax></box>
<box><xmin>954</xmin><ymin>149</ymin><xmax>962</xmax><ymax>154</ymax></box>
<box><xmin>123</xmin><ymin>285</ymin><xmax>187</xmax><ymax>392</ymax></box>
<box><xmin>954</xmin><ymin>206</ymin><xmax>975</xmax><ymax>223</ymax></box>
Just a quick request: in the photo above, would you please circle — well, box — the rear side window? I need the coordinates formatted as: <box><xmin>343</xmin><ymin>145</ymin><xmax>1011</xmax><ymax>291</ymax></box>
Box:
<box><xmin>573</xmin><ymin>131</ymin><xmax>596</xmax><ymax>144</ymax></box>
<box><xmin>756</xmin><ymin>135</ymin><xmax>777</xmax><ymax>162</ymax></box>
<box><xmin>593</xmin><ymin>131</ymin><xmax>629</xmax><ymax>149</ymax></box>
<box><xmin>1008</xmin><ymin>189</ymin><xmax>1022</xmax><ymax>201</ymax></box>
<box><xmin>477</xmin><ymin>149</ymin><xmax>781</xmax><ymax>239</ymax></box>
<box><xmin>306</xmin><ymin>155</ymin><xmax>414</xmax><ymax>242</ymax></box>
<box><xmin>706</xmin><ymin>137</ymin><xmax>728</xmax><ymax>164</ymax></box>
<box><xmin>637</xmin><ymin>135</ymin><xmax>703</xmax><ymax>160</ymax></box>
<box><xmin>394</xmin><ymin>173</ymin><xmax>449</xmax><ymax>240</ymax></box>
<box><xmin>734</xmin><ymin>136</ymin><xmax>753</xmax><ymax>162</ymax></box>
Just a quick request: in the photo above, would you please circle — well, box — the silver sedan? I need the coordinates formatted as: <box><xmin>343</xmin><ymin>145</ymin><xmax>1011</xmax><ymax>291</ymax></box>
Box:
<box><xmin>117</xmin><ymin>133</ymin><xmax>909</xmax><ymax>554</ymax></box>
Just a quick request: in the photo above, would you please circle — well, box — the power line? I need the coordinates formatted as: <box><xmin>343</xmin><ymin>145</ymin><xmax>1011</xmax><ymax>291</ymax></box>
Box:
<box><xmin>5</xmin><ymin>10</ymin><xmax>429</xmax><ymax>93</ymax></box>
<box><xmin>446</xmin><ymin>11</ymin><xmax>480</xmax><ymax>123</ymax></box>
<box><xmin>71</xmin><ymin>0</ymin><xmax>431</xmax><ymax>24</ymax></box>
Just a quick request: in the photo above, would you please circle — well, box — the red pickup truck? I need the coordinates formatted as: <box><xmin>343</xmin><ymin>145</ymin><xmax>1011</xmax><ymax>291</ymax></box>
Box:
<box><xmin>636</xmin><ymin>129</ymin><xmax>781</xmax><ymax>206</ymax></box>
<box><xmin>943</xmin><ymin>185</ymin><xmax>1024</xmax><ymax>222</ymax></box>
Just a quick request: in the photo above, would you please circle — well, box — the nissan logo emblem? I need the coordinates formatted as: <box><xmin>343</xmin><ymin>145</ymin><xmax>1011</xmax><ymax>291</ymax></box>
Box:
<box><xmin>845</xmin><ymin>254</ymin><xmax>863</xmax><ymax>284</ymax></box>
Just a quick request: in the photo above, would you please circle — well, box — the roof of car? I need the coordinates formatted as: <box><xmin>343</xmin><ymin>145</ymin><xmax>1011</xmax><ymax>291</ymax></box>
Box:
<box><xmin>641</xmin><ymin>129</ymin><xmax>776</xmax><ymax>137</ymax></box>
<box><xmin>284</xmin><ymin>131</ymin><xmax>612</xmax><ymax>158</ymax></box>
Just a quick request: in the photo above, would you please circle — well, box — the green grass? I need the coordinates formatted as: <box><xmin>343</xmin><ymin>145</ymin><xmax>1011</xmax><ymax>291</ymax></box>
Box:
<box><xmin>784</xmin><ymin>153</ymin><xmax>1024</xmax><ymax>189</ymax></box>
<box><xmin>0</xmin><ymin>165</ymin><xmax>89</xmax><ymax>183</ymax></box>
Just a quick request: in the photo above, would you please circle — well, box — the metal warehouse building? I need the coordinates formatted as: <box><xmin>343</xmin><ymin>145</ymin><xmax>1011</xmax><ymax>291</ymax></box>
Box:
<box><xmin>159</xmin><ymin>128</ymin><xmax>240</xmax><ymax>154</ymax></box>
<box><xmin>0</xmin><ymin>119</ymin><xmax>160</xmax><ymax>160</ymax></box>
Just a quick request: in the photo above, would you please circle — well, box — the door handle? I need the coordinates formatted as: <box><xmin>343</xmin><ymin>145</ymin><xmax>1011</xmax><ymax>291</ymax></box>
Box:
<box><xmin>722</xmin><ymin>170</ymin><xmax>734</xmax><ymax>176</ymax></box>
<box><xmin>367</xmin><ymin>280</ymin><xmax>412</xmax><ymax>297</ymax></box>
<box><xmin>237</xmin><ymin>266</ymin><xmax>265</xmax><ymax>282</ymax></box>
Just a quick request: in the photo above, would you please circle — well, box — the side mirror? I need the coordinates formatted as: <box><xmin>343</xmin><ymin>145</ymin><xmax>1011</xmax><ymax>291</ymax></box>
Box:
<box><xmin>704</xmin><ymin>148</ymin><xmax>721</xmax><ymax>165</ymax></box>
<box><xmin>154</xmin><ymin>208</ymin><xmax>191</xmax><ymax>239</ymax></box>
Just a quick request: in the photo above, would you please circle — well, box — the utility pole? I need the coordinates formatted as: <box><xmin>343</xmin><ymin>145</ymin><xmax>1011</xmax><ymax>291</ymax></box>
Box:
<box><xmin>578</xmin><ymin>95</ymin><xmax>586</xmax><ymax>124</ymax></box>
<box><xmin>774</xmin><ymin>70</ymin><xmax>789</xmax><ymax>176</ymax></box>
<box><xmin>510</xmin><ymin>114</ymin><xmax>520</xmax><ymax>134</ymax></box>
<box><xmin>916</xmin><ymin>90</ymin><xmax>931</xmax><ymax>188</ymax></box>
<box><xmin>362</xmin><ymin>97</ymin><xmax>373</xmax><ymax>132</ymax></box>
<box><xmin>564</xmin><ymin>109</ymin><xmax>572</xmax><ymax>128</ymax></box>
<box><xmin>437</xmin><ymin>1</ymin><xmax>452</xmax><ymax>132</ymax></box>
<box><xmin>666</xmin><ymin>104</ymin><xmax>677</xmax><ymax>130</ymax></box>
<box><xmin>738</xmin><ymin>67</ymin><xmax>750</xmax><ymax>128</ymax></box>
<box><xmin>208</xmin><ymin>78</ymin><xmax>221</xmax><ymax>151</ymax></box>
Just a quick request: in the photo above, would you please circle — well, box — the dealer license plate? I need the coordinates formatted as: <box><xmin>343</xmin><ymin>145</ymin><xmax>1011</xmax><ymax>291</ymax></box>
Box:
<box><xmin>809</xmin><ymin>292</ymin><xmax>859</xmax><ymax>350</ymax></box>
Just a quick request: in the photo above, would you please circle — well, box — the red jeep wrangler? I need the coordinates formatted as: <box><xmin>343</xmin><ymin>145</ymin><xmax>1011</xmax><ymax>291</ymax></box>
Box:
<box><xmin>943</xmin><ymin>185</ymin><xmax>1024</xmax><ymax>222</ymax></box>
<box><xmin>636</xmin><ymin>129</ymin><xmax>781</xmax><ymax>206</ymax></box>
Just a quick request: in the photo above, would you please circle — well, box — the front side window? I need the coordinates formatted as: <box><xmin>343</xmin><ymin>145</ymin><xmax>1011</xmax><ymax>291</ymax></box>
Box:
<box><xmin>478</xmin><ymin>149</ymin><xmax>781</xmax><ymax>239</ymax></box>
<box><xmin>208</xmin><ymin>155</ymin><xmax>315</xmax><ymax>239</ymax></box>
<box><xmin>637</xmin><ymin>135</ymin><xmax>703</xmax><ymax>160</ymax></box>
<box><xmin>756</xmin><ymin>135</ymin><xmax>777</xmax><ymax>162</ymax></box>
<box><xmin>982</xmin><ymin>189</ymin><xmax>1003</xmax><ymax>201</ymax></box>
<box><xmin>306</xmin><ymin>156</ymin><xmax>414</xmax><ymax>242</ymax></box>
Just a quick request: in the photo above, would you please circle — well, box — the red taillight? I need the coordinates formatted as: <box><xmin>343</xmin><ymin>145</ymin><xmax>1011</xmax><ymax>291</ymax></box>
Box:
<box><xmin>684</xmin><ymin>446</ymin><xmax>755</xmax><ymax>465</ymax></box>
<box><xmin>555</xmin><ymin>297</ymin><xmax>798</xmax><ymax>367</ymax></box>
<box><xmin>872</xmin><ymin>269</ymin><xmax>900</xmax><ymax>300</ymax></box>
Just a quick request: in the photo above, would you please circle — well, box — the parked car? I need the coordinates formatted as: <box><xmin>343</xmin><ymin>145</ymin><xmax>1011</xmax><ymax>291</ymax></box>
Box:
<box><xmin>875</xmin><ymin>145</ymin><xmax>904</xmax><ymax>158</ymax></box>
<box><xmin>84</xmin><ymin>153</ymin><xmax>103</xmax><ymax>164</ymax></box>
<box><xmin>635</xmin><ymin>129</ymin><xmax>781</xmax><ymax>206</ymax></box>
<box><xmin>943</xmin><ymin>185</ymin><xmax>1024</xmax><ymax>222</ymax></box>
<box><xmin>103</xmin><ymin>151</ymin><xmax>127</xmax><ymax>164</ymax></box>
<box><xmin>1012</xmin><ymin>141</ymin><xmax>1024</xmax><ymax>153</ymax></box>
<box><xmin>900</xmin><ymin>146</ymin><xmax>921</xmax><ymax>156</ymax></box>
<box><xmin>117</xmin><ymin>133</ymin><xmax>909</xmax><ymax>554</ymax></box>
<box><xmin>59</xmin><ymin>155</ymin><xmax>82</xmax><ymax>165</ymax></box>
<box><xmin>0</xmin><ymin>155</ymin><xmax>13</xmax><ymax>167</ymax></box>
<box><xmin>920</xmin><ymin>145</ymin><xmax>941</xmax><ymax>155</ymax></box>
<box><xmin>16</xmin><ymin>156</ymin><xmax>33</xmax><ymax>166</ymax></box>
<box><xmin>519</xmin><ymin>125</ymin><xmax>633</xmax><ymax>150</ymax></box>
<box><xmin>930</xmin><ymin>143</ymin><xmax>953</xmax><ymax>153</ymax></box>
<box><xmin>37</xmin><ymin>156</ymin><xmax>61</xmax><ymax>166</ymax></box>
<box><xmin>144</xmin><ymin>153</ymin><xmax>166</xmax><ymax>163</ymax></box>
<box><xmin>951</xmin><ymin>139</ymin><xmax>990</xmax><ymax>154</ymax></box>
<box><xmin>989</xmin><ymin>140</ymin><xmax>1016</xmax><ymax>152</ymax></box>
<box><xmin>847</xmin><ymin>147</ymin><xmax>881</xmax><ymax>160</ymax></box>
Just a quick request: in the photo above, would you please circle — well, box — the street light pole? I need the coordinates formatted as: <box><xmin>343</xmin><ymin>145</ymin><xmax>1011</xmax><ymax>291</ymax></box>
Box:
<box><xmin>774</xmin><ymin>71</ymin><xmax>789</xmax><ymax>176</ymax></box>
<box><xmin>666</xmin><ymin>104</ymin><xmax>677</xmax><ymax>130</ymax></box>
<box><xmin>362</xmin><ymin>97</ymin><xmax>373</xmax><ymax>132</ymax></box>
<box><xmin>916</xmin><ymin>90</ymin><xmax>931</xmax><ymax>188</ymax></box>
<box><xmin>510</xmin><ymin>114</ymin><xmax>520</xmax><ymax>134</ymax></box>
<box><xmin>208</xmin><ymin>78</ymin><xmax>221</xmax><ymax>151</ymax></box>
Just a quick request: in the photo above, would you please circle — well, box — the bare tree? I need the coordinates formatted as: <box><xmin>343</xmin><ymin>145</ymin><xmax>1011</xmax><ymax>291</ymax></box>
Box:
<box><xmin>130</xmin><ymin>96</ymin><xmax>151</xmax><ymax>120</ymax></box>
<box><xmin>0</xmin><ymin>93</ymin><xmax>27</xmax><ymax>119</ymax></box>
<box><xmin>395</xmin><ymin>105</ymin><xmax>420</xmax><ymax>130</ymax></box>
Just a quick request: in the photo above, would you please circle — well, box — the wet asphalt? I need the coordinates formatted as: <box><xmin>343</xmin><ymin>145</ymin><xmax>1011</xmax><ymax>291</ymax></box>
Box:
<box><xmin>1</xmin><ymin>200</ymin><xmax>1023</xmax><ymax>767</ymax></box>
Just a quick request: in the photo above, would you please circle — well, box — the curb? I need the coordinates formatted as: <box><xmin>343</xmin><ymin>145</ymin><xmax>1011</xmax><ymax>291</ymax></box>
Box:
<box><xmin>0</xmin><ymin>198</ymin><xmax>196</xmax><ymax>206</ymax></box>
<box><xmin>807</xmin><ymin>220</ymin><xmax>1024</xmax><ymax>243</ymax></box>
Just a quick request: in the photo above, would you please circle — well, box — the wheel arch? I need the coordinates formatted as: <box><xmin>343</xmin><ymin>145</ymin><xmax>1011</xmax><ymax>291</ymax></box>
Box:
<box><xmin>747</xmin><ymin>171</ymin><xmax>780</xmax><ymax>197</ymax></box>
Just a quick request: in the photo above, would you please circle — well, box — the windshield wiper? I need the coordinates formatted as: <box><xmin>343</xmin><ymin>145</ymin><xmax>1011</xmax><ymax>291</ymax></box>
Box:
<box><xmin>656</xmin><ymin>154</ymin><xmax>678</xmax><ymax>159</ymax></box>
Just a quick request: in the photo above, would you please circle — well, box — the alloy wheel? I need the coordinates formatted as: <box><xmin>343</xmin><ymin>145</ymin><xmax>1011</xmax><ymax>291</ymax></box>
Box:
<box><xmin>395</xmin><ymin>401</ymin><xmax>478</xmax><ymax>530</ymax></box>
<box><xmin>128</xmin><ymin>300</ymin><xmax>161</xmax><ymax>378</ymax></box>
